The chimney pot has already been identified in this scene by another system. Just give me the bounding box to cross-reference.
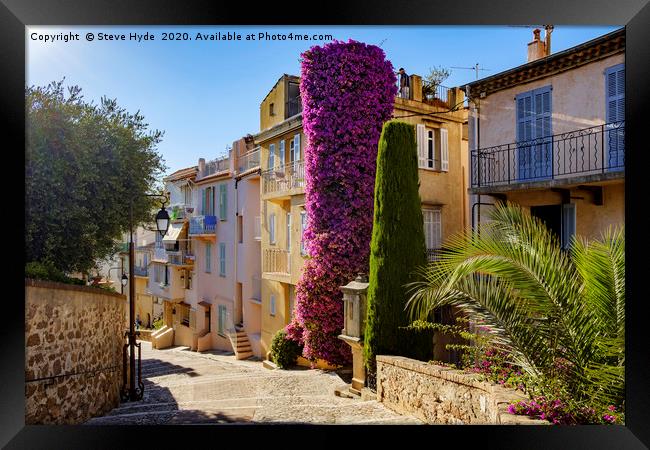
[527,29,547,63]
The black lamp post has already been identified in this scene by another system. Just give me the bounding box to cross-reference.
[121,194,169,403]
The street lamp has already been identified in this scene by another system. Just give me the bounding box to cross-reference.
[121,193,169,403]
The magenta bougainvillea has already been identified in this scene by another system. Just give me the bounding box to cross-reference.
[285,40,397,366]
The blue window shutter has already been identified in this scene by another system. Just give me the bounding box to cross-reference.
[201,188,206,215]
[516,91,534,180]
[562,203,576,250]
[605,63,625,170]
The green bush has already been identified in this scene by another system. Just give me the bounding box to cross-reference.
[152,318,164,330]
[25,261,85,285]
[270,329,303,369]
[364,121,427,373]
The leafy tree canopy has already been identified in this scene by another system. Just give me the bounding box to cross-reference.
[26,80,167,275]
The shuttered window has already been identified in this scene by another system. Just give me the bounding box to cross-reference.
[423,208,442,250]
[268,143,275,169]
[269,213,276,244]
[516,86,552,181]
[270,295,276,316]
[218,304,227,335]
[279,140,285,167]
[605,63,625,170]
[440,128,449,172]
[294,134,301,161]
[416,124,427,168]
[561,203,576,250]
[300,210,307,255]
[219,243,226,277]
[202,187,215,216]
[219,184,227,220]
[286,213,292,251]
[205,242,212,273]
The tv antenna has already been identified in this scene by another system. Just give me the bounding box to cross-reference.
[450,63,491,80]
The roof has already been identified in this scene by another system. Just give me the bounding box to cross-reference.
[461,27,624,98]
[164,165,198,182]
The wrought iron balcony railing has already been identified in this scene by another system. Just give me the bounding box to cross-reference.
[133,266,148,277]
[237,147,261,173]
[263,248,290,274]
[262,160,305,196]
[471,121,625,189]
[189,215,217,235]
[169,203,194,221]
[199,156,230,179]
[167,250,195,266]
[286,97,302,118]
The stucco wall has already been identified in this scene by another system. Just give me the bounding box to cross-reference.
[377,355,548,425]
[25,279,126,424]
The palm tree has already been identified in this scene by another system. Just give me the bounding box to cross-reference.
[405,202,624,408]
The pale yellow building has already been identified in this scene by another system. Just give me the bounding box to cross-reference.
[255,73,469,359]
[464,27,625,245]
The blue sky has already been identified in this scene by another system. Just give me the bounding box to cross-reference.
[27,25,619,175]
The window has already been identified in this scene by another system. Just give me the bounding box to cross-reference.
[268,144,275,169]
[202,187,215,215]
[269,102,275,116]
[300,210,307,255]
[180,304,190,327]
[416,125,448,171]
[182,269,192,289]
[605,63,625,170]
[279,140,285,168]
[154,263,162,283]
[269,213,276,244]
[219,184,227,221]
[219,243,226,277]
[561,203,576,250]
[237,215,243,243]
[270,295,276,316]
[205,242,212,273]
[423,208,442,250]
[293,134,301,161]
[182,185,192,205]
[286,213,292,251]
[516,85,552,181]
[289,286,295,319]
[289,139,295,163]
[218,304,227,335]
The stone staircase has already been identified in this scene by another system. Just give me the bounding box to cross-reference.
[231,324,253,360]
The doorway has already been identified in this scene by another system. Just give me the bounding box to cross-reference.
[530,204,562,243]
[235,282,243,326]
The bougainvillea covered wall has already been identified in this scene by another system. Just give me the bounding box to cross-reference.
[285,40,397,366]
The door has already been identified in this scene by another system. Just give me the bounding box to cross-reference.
[517,86,552,181]
[236,282,243,326]
[605,63,625,171]
[530,205,562,244]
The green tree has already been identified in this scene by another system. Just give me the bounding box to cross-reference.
[422,66,451,100]
[406,202,625,409]
[25,80,166,275]
[364,121,428,373]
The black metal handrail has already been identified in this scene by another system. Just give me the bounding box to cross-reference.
[471,121,624,188]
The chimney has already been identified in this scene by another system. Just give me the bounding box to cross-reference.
[198,158,205,177]
[527,28,547,63]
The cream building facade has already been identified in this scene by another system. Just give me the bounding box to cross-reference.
[464,28,625,245]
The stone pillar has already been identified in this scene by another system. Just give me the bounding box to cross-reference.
[410,74,423,102]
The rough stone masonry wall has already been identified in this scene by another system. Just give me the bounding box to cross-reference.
[25,279,126,424]
[377,355,548,425]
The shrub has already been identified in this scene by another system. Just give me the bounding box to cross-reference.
[363,121,427,373]
[152,317,164,330]
[270,329,303,369]
[287,39,397,366]
[25,261,85,286]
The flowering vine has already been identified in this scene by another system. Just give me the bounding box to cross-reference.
[285,40,397,366]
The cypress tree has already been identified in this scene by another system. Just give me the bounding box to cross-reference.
[363,120,428,374]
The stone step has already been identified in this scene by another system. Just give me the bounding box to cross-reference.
[235,351,254,360]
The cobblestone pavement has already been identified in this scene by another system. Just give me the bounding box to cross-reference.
[85,341,422,425]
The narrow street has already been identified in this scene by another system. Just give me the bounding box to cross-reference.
[85,341,422,425]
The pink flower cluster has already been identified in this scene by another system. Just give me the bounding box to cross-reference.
[285,40,397,366]
[508,397,622,425]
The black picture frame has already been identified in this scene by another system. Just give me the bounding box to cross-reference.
[3,0,649,448]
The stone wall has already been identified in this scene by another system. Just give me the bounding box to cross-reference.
[25,279,126,424]
[376,355,549,425]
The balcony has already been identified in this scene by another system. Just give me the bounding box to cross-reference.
[153,246,168,263]
[189,215,217,238]
[470,122,625,193]
[261,160,305,199]
[169,203,194,221]
[199,155,230,179]
[133,266,148,277]
[237,147,260,174]
[167,250,195,266]
[286,96,302,118]
[263,248,290,275]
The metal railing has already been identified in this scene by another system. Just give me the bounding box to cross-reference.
[169,203,194,221]
[422,84,451,107]
[153,246,168,262]
[471,121,625,188]
[253,216,261,240]
[133,266,148,277]
[263,248,290,274]
[237,147,260,173]
[286,97,302,118]
[200,156,230,179]
[167,250,195,266]
[189,215,217,235]
[262,160,305,196]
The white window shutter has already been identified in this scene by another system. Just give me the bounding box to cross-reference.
[433,209,442,249]
[279,140,285,167]
[416,124,426,168]
[440,128,449,172]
